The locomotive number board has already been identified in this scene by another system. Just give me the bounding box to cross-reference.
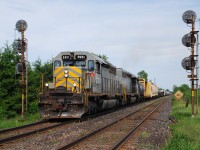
[62,55,87,60]
[62,55,71,60]
[75,55,87,60]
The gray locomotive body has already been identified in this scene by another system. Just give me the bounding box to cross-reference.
[39,51,144,118]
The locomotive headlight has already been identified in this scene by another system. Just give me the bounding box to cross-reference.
[73,83,77,92]
[64,69,69,78]
[45,83,49,87]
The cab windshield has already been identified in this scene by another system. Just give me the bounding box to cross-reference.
[75,61,86,67]
[54,60,61,69]
[63,60,74,66]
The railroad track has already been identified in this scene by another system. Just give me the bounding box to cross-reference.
[0,119,74,146]
[0,120,47,134]
[0,98,147,148]
[110,99,166,150]
[0,100,151,148]
[58,97,167,150]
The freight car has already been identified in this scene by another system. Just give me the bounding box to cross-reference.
[39,51,144,118]
[139,78,158,99]
[158,89,165,97]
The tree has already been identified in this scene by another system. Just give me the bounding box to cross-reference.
[179,84,190,93]
[137,70,148,81]
[0,43,53,119]
[172,84,178,92]
[98,54,108,61]
[28,58,53,102]
[0,43,21,119]
[166,89,170,92]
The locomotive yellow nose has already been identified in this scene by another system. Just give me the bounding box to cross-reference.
[54,66,82,92]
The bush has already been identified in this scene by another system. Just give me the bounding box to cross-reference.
[0,106,7,120]
[28,101,39,114]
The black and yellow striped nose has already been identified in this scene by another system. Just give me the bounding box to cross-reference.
[54,66,82,91]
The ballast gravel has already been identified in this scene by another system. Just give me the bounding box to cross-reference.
[3,97,172,150]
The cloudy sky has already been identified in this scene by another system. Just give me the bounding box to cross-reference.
[0,0,200,91]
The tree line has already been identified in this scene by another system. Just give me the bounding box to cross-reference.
[0,43,52,119]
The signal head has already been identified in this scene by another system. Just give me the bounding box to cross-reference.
[182,10,196,24]
[181,57,195,70]
[16,20,28,32]
[182,33,196,47]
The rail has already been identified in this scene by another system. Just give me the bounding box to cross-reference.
[0,120,74,146]
[57,97,166,150]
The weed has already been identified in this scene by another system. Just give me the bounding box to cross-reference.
[79,131,85,137]
[140,131,150,138]
[163,99,200,150]
[0,113,41,129]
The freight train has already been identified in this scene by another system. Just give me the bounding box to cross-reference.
[38,51,160,119]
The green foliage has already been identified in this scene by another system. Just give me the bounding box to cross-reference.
[164,85,200,149]
[0,43,21,119]
[173,84,190,93]
[0,43,53,120]
[28,101,39,114]
[163,100,200,150]
[0,113,40,129]
[0,106,7,119]
[137,70,148,81]
[98,54,109,61]
[32,58,53,82]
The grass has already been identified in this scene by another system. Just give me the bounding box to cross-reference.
[140,131,150,138]
[0,113,41,130]
[163,97,200,150]
[79,131,86,137]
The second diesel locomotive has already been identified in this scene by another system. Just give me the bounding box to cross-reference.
[39,51,145,118]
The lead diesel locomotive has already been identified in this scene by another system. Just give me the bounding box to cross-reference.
[39,51,144,118]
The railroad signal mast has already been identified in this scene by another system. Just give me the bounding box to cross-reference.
[182,10,199,116]
[14,20,28,118]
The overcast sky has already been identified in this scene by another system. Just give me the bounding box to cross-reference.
[0,0,200,91]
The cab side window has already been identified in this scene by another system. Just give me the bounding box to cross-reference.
[54,60,61,69]
[88,60,94,71]
[96,61,100,73]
